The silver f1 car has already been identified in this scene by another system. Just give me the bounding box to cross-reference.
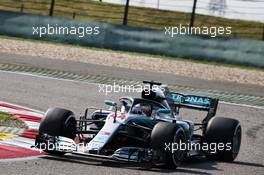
[35,81,242,168]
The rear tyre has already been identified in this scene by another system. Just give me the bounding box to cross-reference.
[38,108,77,155]
[204,117,241,162]
[150,122,187,169]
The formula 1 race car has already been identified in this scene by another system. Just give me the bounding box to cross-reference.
[35,81,242,168]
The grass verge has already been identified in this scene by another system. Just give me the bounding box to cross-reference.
[0,111,27,129]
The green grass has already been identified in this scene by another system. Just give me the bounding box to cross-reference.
[0,111,27,128]
[0,112,15,122]
[0,0,263,40]
[1,34,263,72]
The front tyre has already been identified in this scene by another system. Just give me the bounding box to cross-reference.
[38,108,77,155]
[150,122,187,168]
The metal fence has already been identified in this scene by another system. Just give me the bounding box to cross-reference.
[0,0,263,40]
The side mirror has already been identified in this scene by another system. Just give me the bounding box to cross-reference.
[104,100,117,107]
[104,100,118,123]
[157,108,171,114]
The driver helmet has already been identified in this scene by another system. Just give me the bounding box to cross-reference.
[132,104,152,117]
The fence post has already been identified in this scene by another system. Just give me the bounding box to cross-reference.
[189,0,197,31]
[20,4,24,13]
[73,12,76,19]
[49,0,55,16]
[123,0,130,25]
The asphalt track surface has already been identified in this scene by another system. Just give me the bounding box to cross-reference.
[0,55,263,174]
[0,53,263,97]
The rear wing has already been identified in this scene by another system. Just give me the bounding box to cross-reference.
[167,93,219,123]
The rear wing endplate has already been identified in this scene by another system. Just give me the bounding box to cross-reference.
[168,93,219,123]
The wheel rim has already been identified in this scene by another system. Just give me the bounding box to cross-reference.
[172,132,185,166]
[232,125,241,156]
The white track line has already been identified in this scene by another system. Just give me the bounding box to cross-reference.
[23,121,40,130]
[0,136,35,149]
[0,100,44,115]
[220,101,264,110]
